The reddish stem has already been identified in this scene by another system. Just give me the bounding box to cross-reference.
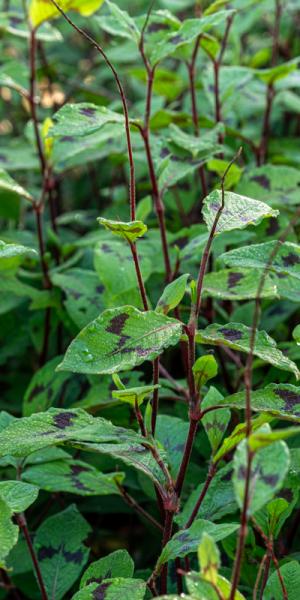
[16,513,48,600]
[50,0,136,219]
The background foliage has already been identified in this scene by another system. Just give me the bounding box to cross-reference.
[1,0,300,598]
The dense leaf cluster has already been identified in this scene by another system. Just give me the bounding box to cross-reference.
[0,0,300,599]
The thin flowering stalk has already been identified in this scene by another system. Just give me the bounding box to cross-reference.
[50,0,136,220]
[137,4,172,282]
[230,207,300,599]
[186,35,208,198]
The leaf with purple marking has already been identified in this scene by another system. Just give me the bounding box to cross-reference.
[51,269,106,329]
[236,164,300,208]
[57,305,183,375]
[202,189,278,236]
[203,268,277,300]
[80,549,134,588]
[156,415,189,476]
[0,408,145,458]
[156,519,239,568]
[201,386,230,454]
[51,103,124,138]
[233,433,290,515]
[97,217,147,242]
[216,383,300,424]
[69,438,168,487]
[23,458,124,496]
[150,10,235,64]
[72,577,146,600]
[23,356,70,417]
[220,241,300,286]
[176,463,237,527]
[33,504,91,600]
[196,322,299,379]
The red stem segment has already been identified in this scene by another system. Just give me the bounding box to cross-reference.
[16,513,48,600]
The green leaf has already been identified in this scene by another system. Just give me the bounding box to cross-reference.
[202,190,278,236]
[0,407,143,458]
[69,438,168,487]
[255,58,298,84]
[156,415,189,476]
[94,240,152,299]
[112,384,159,407]
[150,11,235,64]
[248,426,300,451]
[57,306,183,375]
[0,11,63,41]
[0,168,33,201]
[236,164,300,208]
[29,0,105,28]
[0,481,39,512]
[51,269,106,329]
[80,549,134,588]
[23,356,70,417]
[202,268,277,300]
[220,241,300,287]
[264,560,300,600]
[23,458,124,496]
[156,273,189,314]
[177,463,237,527]
[213,414,273,464]
[216,384,300,424]
[0,240,37,272]
[198,533,220,585]
[97,218,147,242]
[293,324,300,345]
[105,1,140,43]
[233,437,290,515]
[157,520,239,567]
[0,496,19,569]
[168,123,224,159]
[193,355,218,391]
[72,577,146,600]
[201,386,230,454]
[196,322,299,379]
[51,103,124,137]
[34,505,91,599]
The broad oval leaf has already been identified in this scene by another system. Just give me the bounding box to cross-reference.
[0,481,39,512]
[218,384,300,424]
[202,268,277,300]
[196,322,299,379]
[23,459,124,496]
[0,240,37,272]
[80,549,134,588]
[33,505,91,600]
[233,437,290,515]
[0,168,33,201]
[202,190,278,235]
[72,577,146,600]
[157,519,239,568]
[57,306,183,375]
